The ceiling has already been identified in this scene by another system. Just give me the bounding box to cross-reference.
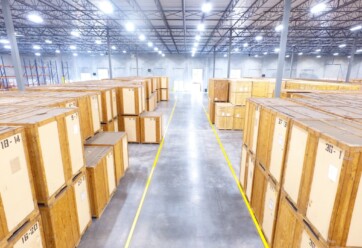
[0,0,361,56]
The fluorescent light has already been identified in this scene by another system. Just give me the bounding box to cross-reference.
[139,34,146,41]
[70,45,76,50]
[4,45,11,49]
[263,52,268,55]
[123,50,127,54]
[348,55,351,58]
[192,47,196,52]
[275,24,283,32]
[333,53,339,56]
[234,48,239,52]
[111,45,116,50]
[315,49,321,52]
[286,55,290,58]
[147,42,153,47]
[35,52,41,56]
[195,35,201,41]
[201,2,212,13]
[192,54,195,57]
[316,55,321,58]
[162,54,165,57]
[350,25,362,31]
[338,44,346,48]
[73,53,78,56]
[87,50,92,53]
[224,54,227,57]
[194,42,198,47]
[100,53,104,56]
[99,1,113,14]
[55,49,60,54]
[298,52,303,55]
[197,23,205,31]
[158,51,162,54]
[14,33,23,37]
[45,39,52,44]
[154,47,159,51]
[311,3,326,14]
[254,55,259,58]
[274,48,280,53]
[33,45,41,50]
[125,22,135,32]
[27,13,43,24]
[356,49,362,53]
[0,39,9,44]
[243,43,248,47]
[71,31,80,37]
[95,40,102,44]
[255,35,263,41]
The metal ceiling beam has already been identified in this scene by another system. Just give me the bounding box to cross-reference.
[182,0,186,53]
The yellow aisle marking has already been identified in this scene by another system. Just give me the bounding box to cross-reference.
[202,105,269,248]
[124,99,177,248]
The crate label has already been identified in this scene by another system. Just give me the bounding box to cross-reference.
[328,164,338,182]
[81,191,86,201]
[10,157,21,174]
[226,113,231,117]
[268,199,274,210]
[73,125,79,135]
[278,133,283,146]
[0,134,22,150]
[21,222,39,244]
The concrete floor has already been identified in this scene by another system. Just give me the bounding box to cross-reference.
[79,92,263,248]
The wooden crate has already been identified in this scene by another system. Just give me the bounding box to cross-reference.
[0,109,68,204]
[160,77,169,89]
[140,112,163,144]
[229,80,252,106]
[245,151,256,202]
[215,103,234,130]
[118,86,143,116]
[239,144,249,190]
[250,162,268,224]
[0,127,38,242]
[113,117,119,132]
[233,106,245,130]
[147,93,157,112]
[70,171,91,239]
[39,186,79,248]
[85,132,129,184]
[151,77,159,92]
[120,116,141,143]
[215,116,233,130]
[0,214,45,248]
[84,146,115,218]
[208,79,229,102]
[157,89,161,103]
[111,88,118,118]
[208,99,215,124]
[101,120,115,132]
[161,89,169,101]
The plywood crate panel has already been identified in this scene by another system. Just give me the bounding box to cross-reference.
[233,106,245,130]
[214,101,234,129]
[85,132,129,184]
[208,99,215,124]
[229,80,252,105]
[246,152,256,202]
[151,77,159,92]
[84,147,113,218]
[160,77,169,89]
[119,116,141,143]
[140,112,163,144]
[0,214,45,248]
[147,93,157,112]
[208,79,229,102]
[0,109,67,204]
[239,145,249,190]
[70,172,91,239]
[0,127,38,241]
[101,120,115,132]
[250,162,268,224]
[39,186,79,248]
[161,89,169,101]
[119,86,143,116]
[157,89,161,103]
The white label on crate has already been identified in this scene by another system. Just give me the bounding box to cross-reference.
[268,199,274,210]
[81,191,86,201]
[278,133,283,146]
[227,113,231,117]
[328,164,338,182]
[73,125,79,135]
[222,112,225,116]
[10,157,21,174]
[236,114,240,118]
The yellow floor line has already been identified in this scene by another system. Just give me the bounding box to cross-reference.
[201,105,270,248]
[124,99,178,248]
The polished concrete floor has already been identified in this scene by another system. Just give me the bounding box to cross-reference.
[79,92,263,248]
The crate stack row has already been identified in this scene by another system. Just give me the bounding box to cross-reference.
[240,96,362,248]
[208,78,362,131]
[0,107,128,248]
[208,78,275,130]
[159,76,170,101]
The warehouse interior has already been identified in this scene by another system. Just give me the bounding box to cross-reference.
[1,0,362,248]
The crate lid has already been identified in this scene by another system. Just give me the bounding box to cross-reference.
[0,108,74,124]
[85,131,126,145]
[84,146,112,167]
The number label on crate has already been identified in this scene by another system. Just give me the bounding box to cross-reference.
[277,118,287,128]
[21,222,39,244]
[324,142,343,159]
[308,238,316,248]
[77,175,85,186]
[0,134,22,150]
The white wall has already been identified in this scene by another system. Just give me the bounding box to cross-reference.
[1,53,362,90]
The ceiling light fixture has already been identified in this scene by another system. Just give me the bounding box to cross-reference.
[87,50,92,53]
[275,24,283,32]
[0,39,9,44]
[201,2,212,13]
[286,55,290,58]
[338,44,346,48]
[95,40,102,44]
[224,54,227,57]
[70,45,76,50]
[311,3,326,14]
[35,52,41,56]
[73,53,78,56]
[125,22,135,32]
[316,55,321,58]
[148,42,153,47]
[235,48,239,52]
[111,45,116,50]
[356,49,362,53]
[298,52,303,55]
[195,35,201,41]
[139,34,146,41]
[162,54,165,57]
[123,50,127,54]
[45,39,52,44]
[263,52,268,55]
[243,43,248,47]
[197,23,205,32]
[33,45,41,50]
[274,48,280,53]
[4,45,11,49]
[350,25,362,31]
[71,31,80,37]
[254,55,259,58]
[55,49,60,54]
[315,49,321,52]
[99,1,114,14]
[154,47,159,51]
[27,13,43,24]
[158,51,162,54]
[333,52,339,56]
[255,35,263,41]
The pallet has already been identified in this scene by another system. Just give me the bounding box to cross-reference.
[140,112,163,144]
[84,146,115,218]
[0,212,45,248]
[85,131,129,183]
[39,186,79,248]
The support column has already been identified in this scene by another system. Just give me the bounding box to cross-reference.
[345,39,356,83]
[275,0,292,98]
[289,46,295,78]
[213,46,216,78]
[227,30,232,78]
[107,29,113,79]
[2,0,25,90]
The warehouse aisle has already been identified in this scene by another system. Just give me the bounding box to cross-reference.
[79,92,263,248]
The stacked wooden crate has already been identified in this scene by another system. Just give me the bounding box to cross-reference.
[241,95,362,247]
[159,76,169,101]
